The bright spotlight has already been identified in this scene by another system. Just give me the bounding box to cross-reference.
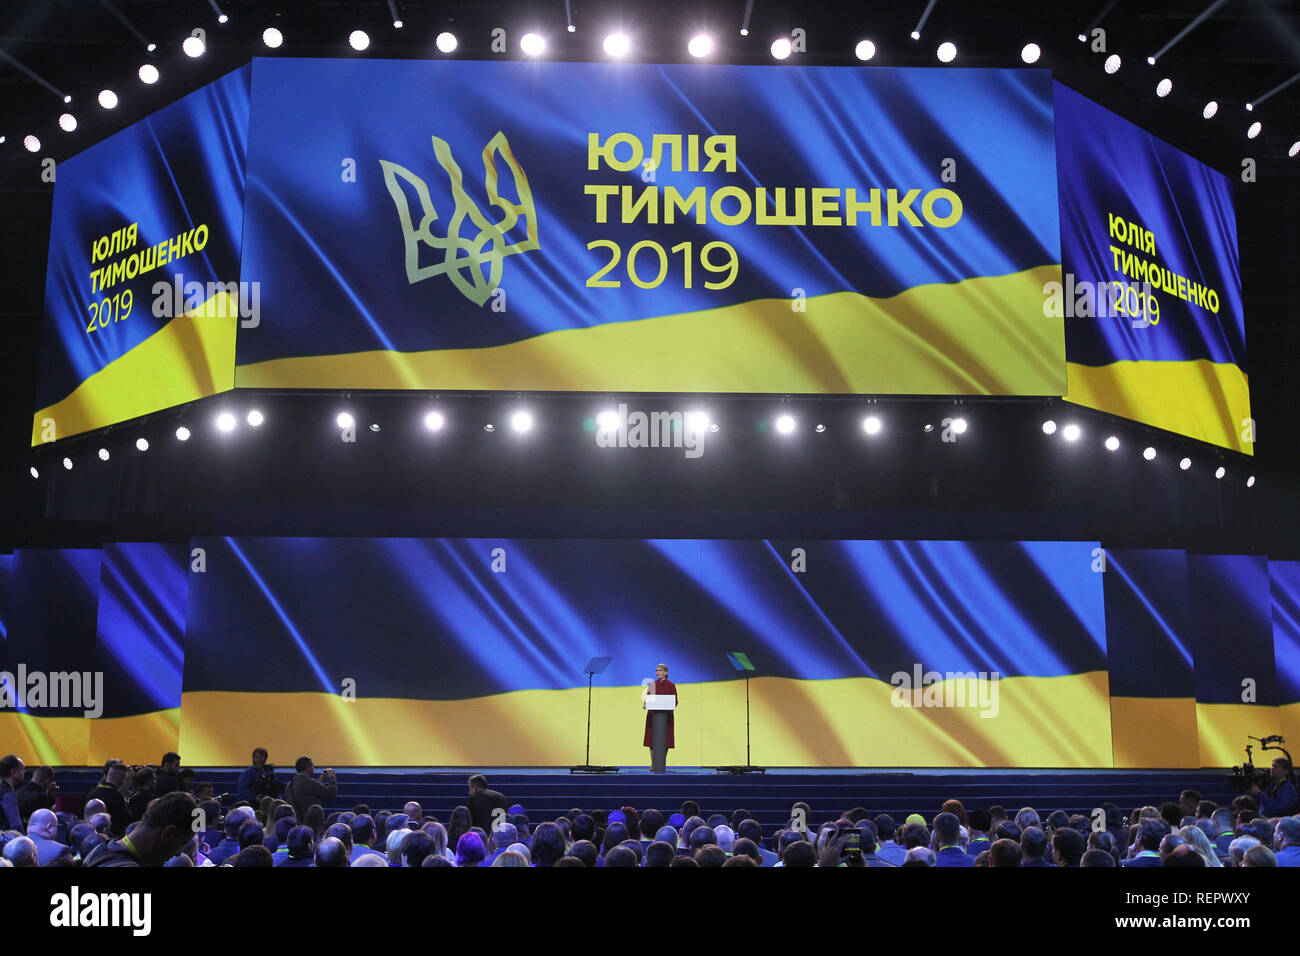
[685,411,710,433]
[263,27,283,48]
[436,32,458,53]
[1104,54,1121,74]
[63,457,73,470]
[59,113,76,132]
[63,94,71,103]
[29,466,39,479]
[936,41,957,63]
[1147,55,1156,66]
[1247,121,1261,139]
[1062,424,1081,442]
[393,19,403,29]
[1105,436,1120,451]
[688,34,713,58]
[775,414,796,434]
[855,39,877,61]
[336,412,354,429]
[136,438,149,451]
[911,31,921,40]
[216,412,236,432]
[863,416,882,435]
[604,33,630,57]
[1245,102,1253,112]
[1021,43,1041,64]
[23,135,39,152]
[218,14,229,24]
[98,447,110,461]
[1247,475,1255,488]
[1156,77,1172,97]
[1179,457,1191,470]
[520,33,545,56]
[147,42,157,52]
[511,410,534,433]
[1215,466,1226,479]
[1203,100,1218,119]
[814,423,826,433]
[182,35,205,58]
[98,89,118,109]
[139,63,159,83]
[424,411,445,431]
[349,30,370,51]
[1143,446,1156,460]
[596,410,619,431]
[484,423,496,432]
[1290,141,1300,158]
[246,409,264,427]
[176,426,191,442]
[771,37,792,60]
[1042,420,1057,435]
[950,417,968,434]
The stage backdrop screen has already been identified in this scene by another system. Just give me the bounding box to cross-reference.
[234,59,1065,398]
[1054,82,1249,452]
[32,66,251,446]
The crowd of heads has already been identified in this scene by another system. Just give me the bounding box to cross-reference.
[2,753,1298,868]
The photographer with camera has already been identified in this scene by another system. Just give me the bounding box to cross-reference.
[236,748,283,803]
[286,756,337,820]
[1250,756,1299,817]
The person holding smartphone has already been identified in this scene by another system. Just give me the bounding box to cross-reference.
[286,756,337,820]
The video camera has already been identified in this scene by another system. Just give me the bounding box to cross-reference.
[1229,734,1291,792]
[249,764,283,798]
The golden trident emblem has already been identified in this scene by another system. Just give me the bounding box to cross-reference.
[379,131,539,307]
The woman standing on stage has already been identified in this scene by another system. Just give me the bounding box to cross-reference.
[643,663,678,761]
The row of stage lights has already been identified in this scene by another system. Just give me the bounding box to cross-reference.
[1041,419,1254,485]
[28,405,1255,488]
[10,19,1295,156]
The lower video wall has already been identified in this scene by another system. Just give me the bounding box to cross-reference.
[0,538,1296,768]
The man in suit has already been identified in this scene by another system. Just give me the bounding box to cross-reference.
[0,754,26,830]
[466,774,510,833]
[286,756,337,820]
[26,809,74,865]
[83,762,130,837]
[154,752,183,795]
[17,765,58,819]
[1123,819,1170,866]
[1273,817,1300,866]
[933,813,974,867]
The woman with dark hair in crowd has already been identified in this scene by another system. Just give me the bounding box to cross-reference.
[600,822,630,861]
[447,805,472,853]
[530,822,566,867]
[303,804,325,840]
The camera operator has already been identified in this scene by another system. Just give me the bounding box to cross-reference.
[1250,757,1299,816]
[236,747,282,803]
[286,756,337,820]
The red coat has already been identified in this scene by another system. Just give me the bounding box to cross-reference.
[643,679,678,748]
